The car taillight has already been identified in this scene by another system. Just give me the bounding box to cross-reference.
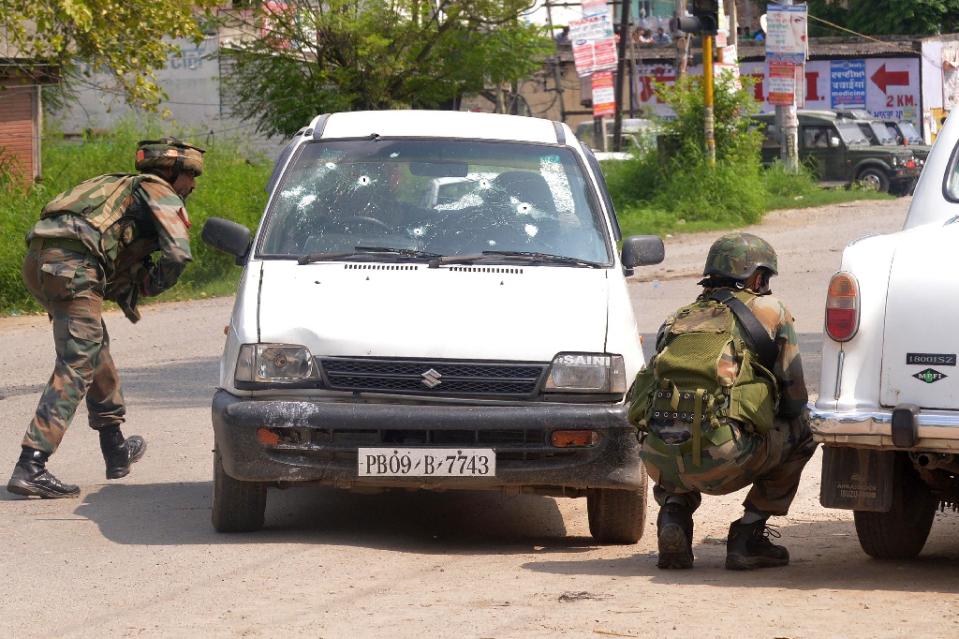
[905,158,917,169]
[825,272,860,342]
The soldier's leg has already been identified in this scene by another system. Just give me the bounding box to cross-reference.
[84,321,146,480]
[86,321,125,430]
[742,415,817,517]
[726,417,816,570]
[642,445,701,569]
[22,295,105,454]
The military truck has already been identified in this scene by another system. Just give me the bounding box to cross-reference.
[753,110,921,194]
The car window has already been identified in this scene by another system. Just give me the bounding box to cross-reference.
[836,122,869,146]
[898,121,923,144]
[803,126,831,149]
[257,138,612,264]
[942,140,959,203]
[867,122,897,145]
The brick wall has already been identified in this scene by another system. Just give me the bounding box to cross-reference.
[0,85,38,182]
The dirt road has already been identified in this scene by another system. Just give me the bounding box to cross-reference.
[2,197,957,638]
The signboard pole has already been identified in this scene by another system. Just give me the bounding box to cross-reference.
[770,0,800,172]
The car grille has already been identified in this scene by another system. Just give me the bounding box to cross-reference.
[318,357,548,397]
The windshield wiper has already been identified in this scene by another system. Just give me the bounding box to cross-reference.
[429,250,604,268]
[298,246,442,265]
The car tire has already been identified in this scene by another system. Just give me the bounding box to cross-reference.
[855,167,890,193]
[212,450,267,533]
[853,458,937,559]
[586,473,647,544]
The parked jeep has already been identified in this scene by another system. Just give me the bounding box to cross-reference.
[834,108,931,163]
[753,110,920,193]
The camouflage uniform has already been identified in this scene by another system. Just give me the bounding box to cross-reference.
[21,174,193,454]
[640,289,816,516]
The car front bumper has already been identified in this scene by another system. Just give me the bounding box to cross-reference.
[212,390,644,493]
[809,402,959,452]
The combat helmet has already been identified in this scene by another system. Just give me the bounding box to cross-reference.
[135,137,205,177]
[703,232,778,281]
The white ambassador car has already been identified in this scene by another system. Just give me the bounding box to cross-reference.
[810,111,959,559]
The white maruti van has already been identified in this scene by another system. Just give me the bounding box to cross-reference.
[202,110,664,543]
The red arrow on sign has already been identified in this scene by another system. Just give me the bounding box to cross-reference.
[870,64,909,93]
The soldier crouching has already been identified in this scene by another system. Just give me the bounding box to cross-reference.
[7,138,204,499]
[629,233,817,570]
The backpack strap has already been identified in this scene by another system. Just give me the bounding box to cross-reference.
[708,289,778,372]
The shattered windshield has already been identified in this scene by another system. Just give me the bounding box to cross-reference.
[257,138,612,265]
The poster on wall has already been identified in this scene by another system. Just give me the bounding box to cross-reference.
[570,11,617,77]
[765,3,808,64]
[592,71,616,118]
[768,62,797,106]
[831,60,867,108]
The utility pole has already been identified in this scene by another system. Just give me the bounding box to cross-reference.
[612,0,631,151]
[703,33,716,165]
[777,0,800,172]
[674,1,719,164]
[675,0,688,78]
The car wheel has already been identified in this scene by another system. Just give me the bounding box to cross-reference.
[586,473,647,544]
[853,458,937,559]
[855,167,890,193]
[212,450,267,533]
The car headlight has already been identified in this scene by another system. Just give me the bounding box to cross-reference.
[235,344,316,383]
[544,353,627,393]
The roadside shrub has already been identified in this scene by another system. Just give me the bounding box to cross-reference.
[0,123,272,314]
[601,72,767,234]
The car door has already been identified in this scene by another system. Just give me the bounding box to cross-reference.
[799,124,834,179]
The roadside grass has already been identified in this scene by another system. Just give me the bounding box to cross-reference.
[0,123,271,315]
[606,157,894,238]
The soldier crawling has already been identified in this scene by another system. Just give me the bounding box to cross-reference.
[629,233,817,570]
[6,138,204,499]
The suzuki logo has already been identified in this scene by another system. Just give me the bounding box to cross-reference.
[421,368,443,388]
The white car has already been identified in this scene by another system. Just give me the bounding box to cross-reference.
[810,110,959,559]
[201,110,665,542]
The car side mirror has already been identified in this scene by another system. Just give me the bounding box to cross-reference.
[830,136,841,147]
[621,235,665,269]
[202,217,252,265]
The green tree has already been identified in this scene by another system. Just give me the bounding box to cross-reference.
[807,0,959,36]
[0,0,218,107]
[221,0,554,137]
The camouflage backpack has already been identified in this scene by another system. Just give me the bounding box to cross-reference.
[628,290,779,466]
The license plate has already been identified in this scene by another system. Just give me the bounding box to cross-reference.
[357,448,496,477]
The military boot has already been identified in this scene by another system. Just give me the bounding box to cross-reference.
[656,502,694,569]
[6,447,80,499]
[99,427,147,480]
[725,518,790,570]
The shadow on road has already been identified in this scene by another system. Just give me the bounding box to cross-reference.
[522,518,959,593]
[0,357,219,408]
[74,481,600,554]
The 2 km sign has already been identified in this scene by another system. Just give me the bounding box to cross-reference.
[739,56,921,123]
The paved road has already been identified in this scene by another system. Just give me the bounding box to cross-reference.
[3,197,958,638]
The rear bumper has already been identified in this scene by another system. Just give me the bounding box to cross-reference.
[212,390,644,493]
[809,402,959,452]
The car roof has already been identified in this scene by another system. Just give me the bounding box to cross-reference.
[311,110,565,145]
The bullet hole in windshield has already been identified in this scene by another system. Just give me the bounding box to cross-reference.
[357,175,371,186]
[525,224,539,237]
